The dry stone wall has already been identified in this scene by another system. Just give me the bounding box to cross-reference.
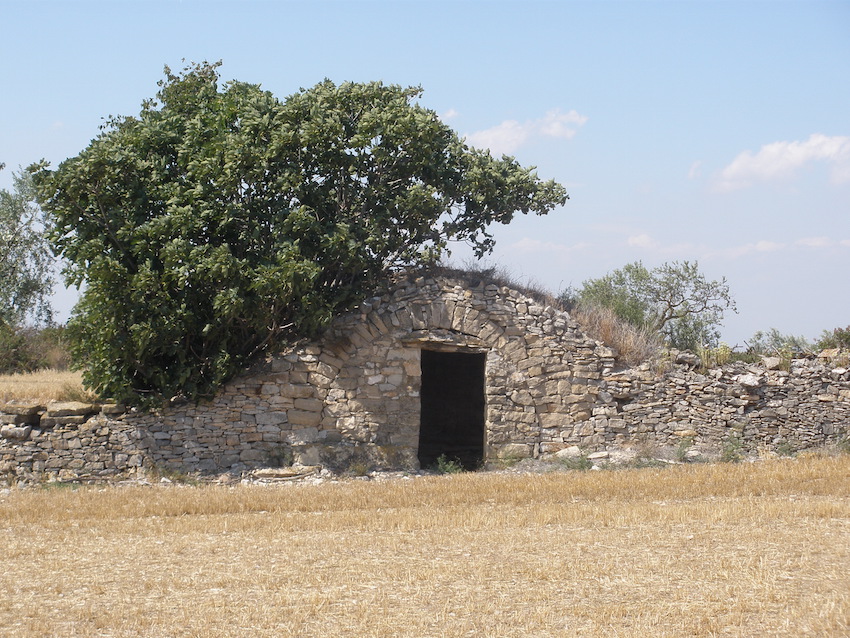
[569,356,850,457]
[1,274,848,482]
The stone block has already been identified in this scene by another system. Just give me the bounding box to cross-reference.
[271,357,293,373]
[538,413,567,428]
[46,402,99,417]
[288,427,321,444]
[239,449,265,462]
[0,425,32,440]
[255,411,288,426]
[308,372,333,389]
[288,410,322,427]
[574,421,595,436]
[571,408,593,422]
[2,403,44,416]
[509,390,534,406]
[495,443,533,459]
[294,398,323,412]
[0,413,39,425]
[553,445,583,459]
[673,429,698,438]
[294,446,322,466]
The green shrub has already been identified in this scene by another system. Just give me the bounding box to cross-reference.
[557,454,593,471]
[0,324,72,374]
[675,436,695,462]
[721,435,744,463]
[0,323,38,373]
[696,343,732,370]
[816,326,850,351]
[746,328,812,356]
[434,454,465,474]
[775,441,796,457]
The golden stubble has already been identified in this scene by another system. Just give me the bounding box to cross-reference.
[1,456,848,637]
[0,369,87,404]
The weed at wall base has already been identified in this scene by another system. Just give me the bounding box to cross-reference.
[721,435,744,463]
[675,436,695,462]
[775,441,796,457]
[557,455,593,471]
[434,454,465,474]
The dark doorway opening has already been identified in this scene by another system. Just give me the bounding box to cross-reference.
[418,349,486,470]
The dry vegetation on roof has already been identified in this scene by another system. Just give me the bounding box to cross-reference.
[1,455,848,636]
[571,303,664,365]
[412,263,563,308]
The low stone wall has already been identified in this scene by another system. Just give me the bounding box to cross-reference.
[549,357,850,457]
[1,274,848,483]
[2,359,848,483]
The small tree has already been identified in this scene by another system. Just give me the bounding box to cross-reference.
[815,326,850,351]
[564,260,736,350]
[747,328,812,356]
[0,165,54,328]
[35,62,567,403]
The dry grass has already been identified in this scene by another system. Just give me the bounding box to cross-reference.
[1,456,848,637]
[0,368,94,404]
[571,304,663,365]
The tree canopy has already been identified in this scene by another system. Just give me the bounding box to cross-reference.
[34,62,567,403]
[563,260,736,350]
[0,165,53,328]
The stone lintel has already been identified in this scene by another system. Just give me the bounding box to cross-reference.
[401,329,488,352]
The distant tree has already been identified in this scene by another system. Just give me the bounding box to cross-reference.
[34,62,567,404]
[563,260,736,350]
[815,326,850,351]
[746,328,812,355]
[0,165,54,328]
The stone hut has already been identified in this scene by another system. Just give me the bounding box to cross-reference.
[269,271,617,470]
[135,270,617,473]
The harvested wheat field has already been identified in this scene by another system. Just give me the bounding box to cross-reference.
[0,369,88,404]
[1,455,848,637]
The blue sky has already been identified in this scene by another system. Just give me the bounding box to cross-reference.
[2,0,849,347]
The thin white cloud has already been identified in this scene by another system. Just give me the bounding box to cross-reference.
[717,237,850,259]
[688,161,702,180]
[754,240,785,252]
[717,133,850,191]
[441,108,459,121]
[795,236,832,248]
[715,240,787,259]
[466,120,528,156]
[465,108,588,156]
[627,233,658,249]
[538,109,588,139]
